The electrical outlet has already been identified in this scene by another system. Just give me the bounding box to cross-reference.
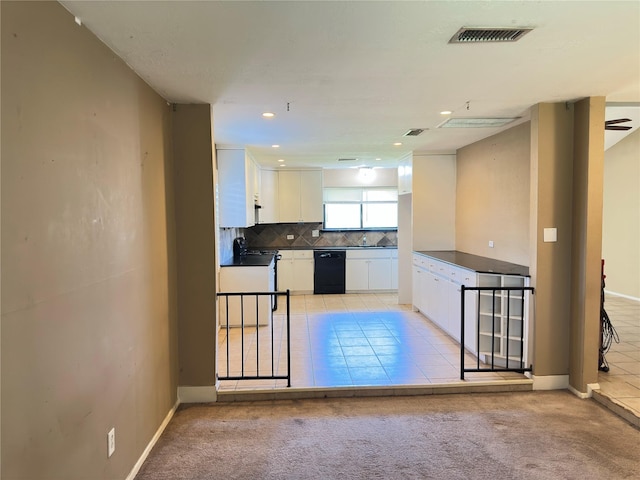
[286,234,294,240]
[107,428,115,458]
[488,241,494,248]
[312,230,320,237]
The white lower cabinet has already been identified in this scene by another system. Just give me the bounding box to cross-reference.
[346,249,396,291]
[278,250,314,293]
[412,252,529,363]
[412,266,425,312]
[219,260,274,327]
[279,248,398,294]
[391,250,398,290]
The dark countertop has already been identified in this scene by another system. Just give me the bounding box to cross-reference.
[220,254,275,267]
[252,245,397,251]
[415,250,529,277]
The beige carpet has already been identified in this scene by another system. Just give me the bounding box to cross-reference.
[135,391,639,479]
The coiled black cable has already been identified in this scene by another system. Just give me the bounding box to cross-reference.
[599,306,619,372]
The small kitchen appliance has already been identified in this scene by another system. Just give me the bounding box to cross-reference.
[233,237,248,258]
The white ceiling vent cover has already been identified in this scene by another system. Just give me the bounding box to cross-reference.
[437,117,520,128]
[449,27,533,44]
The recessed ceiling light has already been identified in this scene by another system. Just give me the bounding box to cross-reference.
[280,164,286,167]
[272,144,280,148]
[393,142,402,146]
[375,158,381,161]
[262,112,275,118]
[440,110,452,115]
[278,159,284,162]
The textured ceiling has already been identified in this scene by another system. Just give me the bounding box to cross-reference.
[61,1,640,168]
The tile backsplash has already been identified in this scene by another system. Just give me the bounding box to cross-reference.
[242,223,397,249]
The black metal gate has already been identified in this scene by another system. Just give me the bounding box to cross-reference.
[217,290,291,387]
[460,285,534,380]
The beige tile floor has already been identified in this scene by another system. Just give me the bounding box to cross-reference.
[595,294,640,420]
[217,293,525,392]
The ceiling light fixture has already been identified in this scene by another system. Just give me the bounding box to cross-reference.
[272,144,280,148]
[278,159,284,162]
[437,117,520,128]
[393,142,402,146]
[262,112,275,118]
[440,110,452,115]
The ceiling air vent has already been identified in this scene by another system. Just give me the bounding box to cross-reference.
[403,129,425,137]
[449,27,533,44]
[338,158,357,162]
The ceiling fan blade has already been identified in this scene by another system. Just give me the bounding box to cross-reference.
[605,118,632,125]
[605,125,632,131]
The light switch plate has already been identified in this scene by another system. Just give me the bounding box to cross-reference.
[543,228,557,243]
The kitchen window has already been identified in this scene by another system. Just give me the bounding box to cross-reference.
[323,187,398,229]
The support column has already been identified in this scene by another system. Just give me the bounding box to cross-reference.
[569,97,606,394]
[529,103,575,389]
[172,104,218,402]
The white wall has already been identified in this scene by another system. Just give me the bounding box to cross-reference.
[323,167,398,187]
[603,129,640,299]
[411,154,456,251]
[456,122,531,266]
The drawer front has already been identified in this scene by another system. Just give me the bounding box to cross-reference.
[294,250,314,259]
[412,253,428,269]
[431,260,449,277]
[348,249,391,260]
[279,250,294,260]
[457,268,477,287]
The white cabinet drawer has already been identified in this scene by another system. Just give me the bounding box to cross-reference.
[431,260,448,277]
[412,253,428,268]
[279,250,294,260]
[446,265,476,286]
[457,268,477,287]
[293,250,314,259]
[348,248,392,259]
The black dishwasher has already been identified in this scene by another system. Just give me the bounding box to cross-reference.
[314,250,346,294]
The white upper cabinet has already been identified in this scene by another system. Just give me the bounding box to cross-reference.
[397,152,413,195]
[257,169,279,224]
[278,170,323,223]
[217,149,256,228]
[299,170,323,222]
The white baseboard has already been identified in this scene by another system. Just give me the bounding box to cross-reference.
[604,290,640,302]
[532,374,569,390]
[568,382,600,399]
[178,385,217,403]
[126,399,179,480]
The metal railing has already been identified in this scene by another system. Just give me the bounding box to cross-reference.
[460,285,534,380]
[217,290,291,387]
